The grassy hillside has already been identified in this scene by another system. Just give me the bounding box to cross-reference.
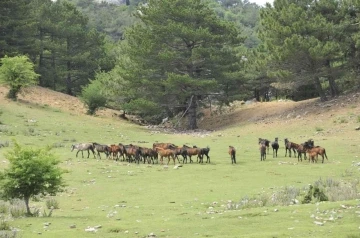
[0,86,359,238]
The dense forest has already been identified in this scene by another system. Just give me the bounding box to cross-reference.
[1,0,360,129]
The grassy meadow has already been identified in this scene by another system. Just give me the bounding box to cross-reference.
[0,96,360,238]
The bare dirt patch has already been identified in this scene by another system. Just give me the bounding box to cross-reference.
[1,85,360,131]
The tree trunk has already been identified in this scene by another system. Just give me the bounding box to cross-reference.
[254,88,260,101]
[66,37,73,95]
[24,196,31,215]
[187,95,197,130]
[313,76,327,101]
[328,76,339,97]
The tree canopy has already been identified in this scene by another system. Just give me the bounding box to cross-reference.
[107,0,244,129]
[0,141,65,215]
[0,55,39,100]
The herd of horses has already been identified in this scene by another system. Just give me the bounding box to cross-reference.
[71,138,328,165]
[70,142,210,165]
[256,137,328,163]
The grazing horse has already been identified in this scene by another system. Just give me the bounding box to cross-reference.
[154,147,176,165]
[284,138,298,157]
[197,146,210,163]
[271,138,279,158]
[228,146,236,164]
[182,145,201,163]
[93,142,110,159]
[258,138,270,154]
[259,141,266,161]
[71,143,95,158]
[304,141,328,163]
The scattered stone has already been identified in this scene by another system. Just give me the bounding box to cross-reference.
[94,225,102,229]
[355,127,360,131]
[314,221,324,226]
[148,232,156,237]
[274,208,278,212]
[69,224,76,229]
[85,227,97,232]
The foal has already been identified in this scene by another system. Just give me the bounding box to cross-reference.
[259,141,266,161]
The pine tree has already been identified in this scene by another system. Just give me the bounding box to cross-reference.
[116,0,243,129]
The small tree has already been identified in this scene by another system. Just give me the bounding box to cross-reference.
[80,79,107,115]
[0,55,39,100]
[0,141,65,216]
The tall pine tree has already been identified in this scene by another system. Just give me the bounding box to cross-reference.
[115,0,243,129]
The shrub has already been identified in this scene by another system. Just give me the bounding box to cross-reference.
[0,201,8,214]
[45,197,59,209]
[0,219,10,231]
[80,80,107,115]
[9,200,26,218]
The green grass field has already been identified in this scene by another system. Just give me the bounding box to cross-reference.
[0,97,359,238]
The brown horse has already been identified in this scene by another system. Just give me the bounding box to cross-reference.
[154,147,176,165]
[304,141,328,163]
[124,144,141,163]
[152,142,176,150]
[182,145,201,163]
[228,146,236,164]
[109,144,122,160]
[307,150,318,163]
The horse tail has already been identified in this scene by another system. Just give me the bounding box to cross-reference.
[324,149,328,160]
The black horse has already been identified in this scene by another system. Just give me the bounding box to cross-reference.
[197,146,210,163]
[271,137,279,158]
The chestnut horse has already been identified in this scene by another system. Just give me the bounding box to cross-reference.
[154,147,176,165]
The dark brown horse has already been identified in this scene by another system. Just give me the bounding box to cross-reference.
[284,138,298,157]
[228,146,236,164]
[258,138,270,154]
[197,146,210,163]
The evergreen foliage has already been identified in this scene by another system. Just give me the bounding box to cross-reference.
[112,0,244,129]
